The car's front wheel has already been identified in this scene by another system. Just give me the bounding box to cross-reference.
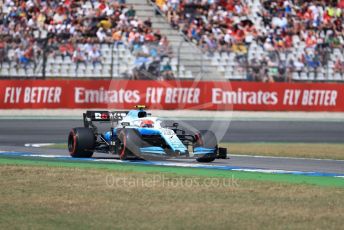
[195,130,217,163]
[117,129,142,160]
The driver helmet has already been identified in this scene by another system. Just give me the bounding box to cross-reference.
[140,119,154,128]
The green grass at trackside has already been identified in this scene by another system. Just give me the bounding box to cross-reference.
[0,163,343,230]
[46,142,344,160]
[0,156,343,188]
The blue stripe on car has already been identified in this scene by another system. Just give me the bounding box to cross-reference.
[140,146,166,155]
[194,147,216,154]
[136,128,160,135]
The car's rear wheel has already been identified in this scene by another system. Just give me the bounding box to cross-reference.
[68,128,95,158]
[195,130,217,163]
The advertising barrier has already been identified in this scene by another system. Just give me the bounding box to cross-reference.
[0,80,343,111]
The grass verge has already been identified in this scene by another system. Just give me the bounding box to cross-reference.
[0,164,343,230]
[0,156,343,188]
[223,142,344,160]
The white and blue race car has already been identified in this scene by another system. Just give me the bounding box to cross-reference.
[68,106,227,162]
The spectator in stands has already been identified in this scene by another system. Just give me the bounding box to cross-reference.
[326,32,342,49]
[148,43,159,60]
[96,27,110,43]
[267,57,279,82]
[16,44,34,69]
[158,35,172,59]
[144,17,152,28]
[12,44,23,66]
[293,57,305,75]
[248,56,261,81]
[201,33,218,56]
[0,39,7,64]
[305,52,320,69]
[72,47,87,72]
[259,56,272,82]
[112,28,123,47]
[334,56,344,73]
[88,45,102,68]
[155,0,167,12]
[144,28,156,42]
[160,60,174,80]
[126,5,136,18]
[59,41,75,60]
[82,39,94,57]
[154,29,162,41]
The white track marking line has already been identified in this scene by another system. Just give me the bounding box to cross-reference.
[231,168,304,174]
[1,151,343,177]
[24,143,55,148]
[22,143,344,162]
[24,154,65,158]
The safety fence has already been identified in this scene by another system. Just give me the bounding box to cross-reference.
[1,35,343,82]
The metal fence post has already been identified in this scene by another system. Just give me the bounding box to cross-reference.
[246,44,250,80]
[110,43,114,78]
[42,38,48,79]
[200,49,204,79]
[117,44,120,77]
[177,40,183,76]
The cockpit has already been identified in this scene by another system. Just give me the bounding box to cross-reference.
[138,111,147,118]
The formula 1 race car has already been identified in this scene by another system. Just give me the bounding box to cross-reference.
[68,106,227,162]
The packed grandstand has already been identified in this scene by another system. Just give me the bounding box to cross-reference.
[0,0,343,81]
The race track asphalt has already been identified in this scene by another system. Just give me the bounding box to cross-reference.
[1,119,344,145]
[0,119,343,174]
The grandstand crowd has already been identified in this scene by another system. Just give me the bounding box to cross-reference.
[154,0,344,81]
[0,0,343,81]
[0,0,174,79]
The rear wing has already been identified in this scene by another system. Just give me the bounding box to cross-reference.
[83,110,129,128]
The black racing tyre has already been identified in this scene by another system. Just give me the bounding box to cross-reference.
[68,128,95,158]
[117,129,143,160]
[195,130,217,163]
